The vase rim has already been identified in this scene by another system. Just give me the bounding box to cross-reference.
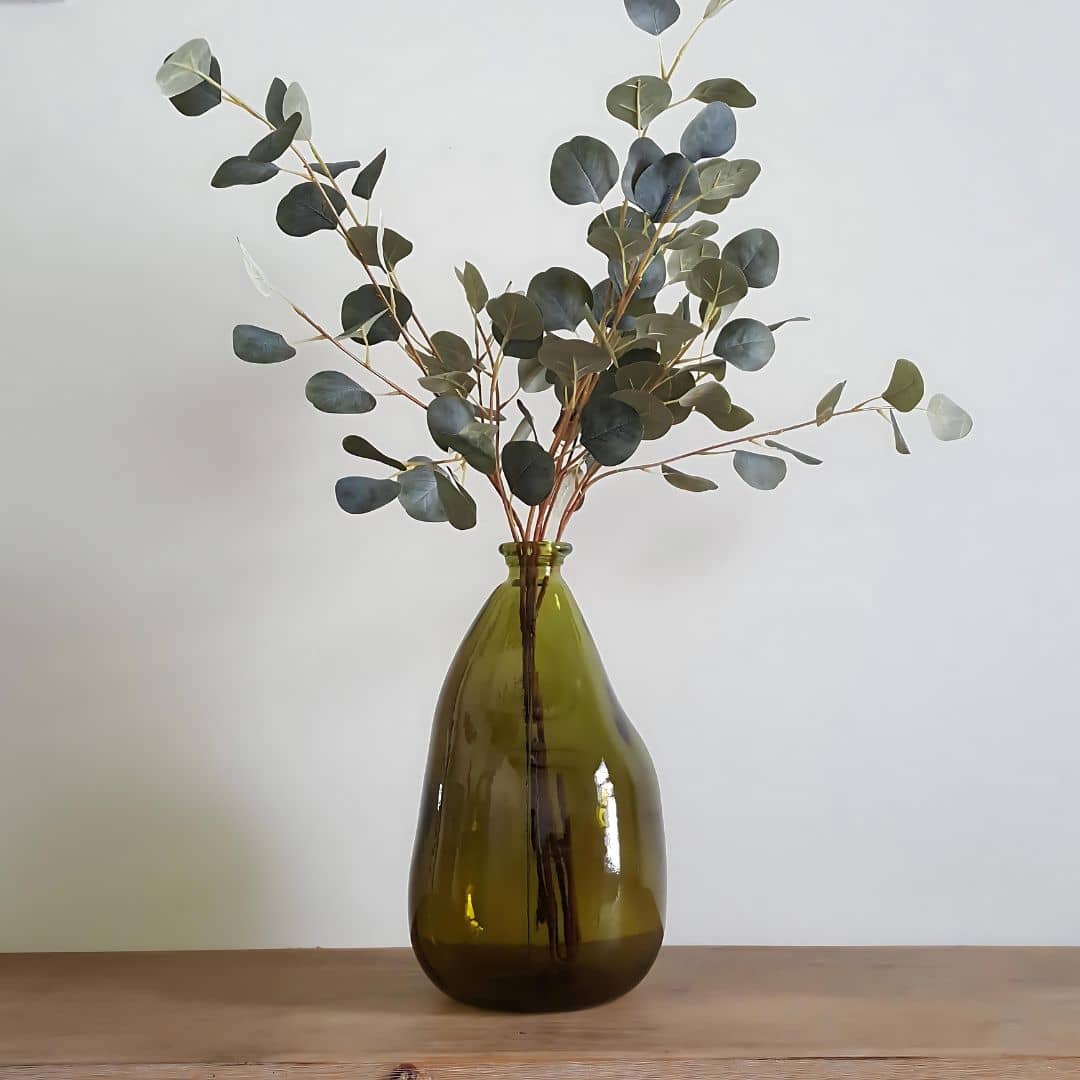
[499,541,573,567]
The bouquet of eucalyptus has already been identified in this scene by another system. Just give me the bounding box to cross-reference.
[155,0,971,549]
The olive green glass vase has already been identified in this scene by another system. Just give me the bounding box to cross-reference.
[409,542,666,1012]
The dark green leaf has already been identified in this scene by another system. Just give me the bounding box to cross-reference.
[816,380,846,425]
[687,257,748,309]
[621,137,665,202]
[248,112,301,163]
[632,152,701,223]
[624,0,681,35]
[733,450,787,490]
[590,204,651,235]
[581,395,644,466]
[447,422,497,475]
[486,293,545,342]
[169,55,221,116]
[156,38,211,96]
[882,358,925,413]
[427,393,474,451]
[276,181,346,237]
[714,318,775,371]
[615,359,663,391]
[335,476,401,515]
[493,328,543,360]
[680,102,738,163]
[633,313,701,361]
[341,285,412,344]
[398,460,448,523]
[212,157,279,188]
[265,77,287,127]
[232,324,296,364]
[309,160,362,178]
[662,464,718,492]
[430,331,474,373]
[606,75,672,129]
[697,158,760,201]
[769,316,811,332]
[588,225,654,261]
[456,262,489,314]
[764,440,823,466]
[435,471,477,530]
[611,389,673,440]
[709,404,754,431]
[502,441,556,505]
[550,136,619,205]
[517,400,539,440]
[351,149,387,199]
[528,268,593,332]
[419,372,476,396]
[346,225,414,270]
[667,239,720,284]
[679,381,733,426]
[889,411,911,455]
[342,435,405,471]
[666,220,720,250]
[722,228,780,288]
[609,253,667,300]
[537,336,610,383]
[305,371,376,414]
[689,77,757,108]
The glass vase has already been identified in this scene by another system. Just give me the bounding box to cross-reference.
[409,541,666,1012]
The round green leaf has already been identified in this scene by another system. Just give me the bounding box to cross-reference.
[882,358,925,413]
[697,158,760,202]
[447,422,497,475]
[427,393,474,451]
[305,371,376,414]
[662,464,718,492]
[435,471,477,531]
[486,292,545,342]
[688,258,748,308]
[276,182,346,237]
[611,389,673,440]
[606,75,673,130]
[346,225,414,270]
[430,331,474,373]
[632,152,701,223]
[502,441,556,506]
[398,461,448,523]
[212,157,279,189]
[528,268,593,332]
[580,395,644,466]
[341,285,412,344]
[680,380,733,426]
[537,337,610,383]
[621,137,665,202]
[169,55,221,116]
[722,229,780,288]
[733,450,787,490]
[156,38,211,97]
[689,78,757,108]
[714,318,776,371]
[352,149,387,199]
[335,476,401,515]
[667,240,720,284]
[926,393,973,442]
[609,254,667,301]
[550,136,619,205]
[680,102,738,163]
[232,324,296,364]
[624,0,681,35]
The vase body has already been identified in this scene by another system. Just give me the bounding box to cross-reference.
[409,542,665,1012]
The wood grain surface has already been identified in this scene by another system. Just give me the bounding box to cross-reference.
[1,947,1078,1079]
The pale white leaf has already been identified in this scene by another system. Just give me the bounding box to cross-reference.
[926,393,973,442]
[237,238,274,298]
[156,38,212,97]
[283,81,312,141]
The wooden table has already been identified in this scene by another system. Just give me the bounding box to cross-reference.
[1,948,1078,1078]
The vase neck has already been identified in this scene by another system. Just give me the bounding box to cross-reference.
[499,541,572,583]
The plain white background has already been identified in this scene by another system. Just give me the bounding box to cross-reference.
[1,0,1077,950]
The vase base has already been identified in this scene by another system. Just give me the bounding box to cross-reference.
[410,928,663,1012]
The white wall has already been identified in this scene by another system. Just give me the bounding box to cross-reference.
[1,0,1077,950]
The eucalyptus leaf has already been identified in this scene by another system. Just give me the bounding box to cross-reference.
[456,261,489,314]
[232,324,296,364]
[342,435,405,471]
[581,395,644,466]
[493,328,544,360]
[714,318,775,371]
[447,422,497,475]
[282,82,312,141]
[435,471,478,531]
[335,476,401,515]
[615,359,663,391]
[633,314,700,361]
[587,225,653,261]
[667,240,720,284]
[679,358,727,379]
[537,336,610,383]
[764,440,823,466]
[398,461,448,523]
[212,157,279,188]
[733,450,787,490]
[666,220,720,250]
[926,393,973,442]
[816,380,846,425]
[689,77,756,108]
[632,152,701,223]
[169,55,221,116]
[305,371,376,414]
[248,112,302,163]
[697,158,760,201]
[606,75,673,130]
[486,292,545,342]
[419,372,476,396]
[265,77,287,127]
[709,404,754,431]
[769,316,811,332]
[722,228,780,288]
[624,0,681,34]
[346,225,414,270]
[889,411,911,455]
[276,181,346,237]
[590,205,651,236]
[502,441,556,506]
[352,149,387,199]
[550,136,619,205]
[882,358,925,412]
[704,0,736,16]
[611,389,673,440]
[309,160,362,178]
[528,267,593,332]
[237,239,275,298]
[427,393,475,451]
[430,330,474,373]
[156,38,212,97]
[518,356,553,393]
[687,257,748,309]
[341,285,412,345]
[517,400,540,441]
[609,254,667,301]
[680,102,738,163]
[662,464,718,492]
[680,380,733,426]
[621,137,665,202]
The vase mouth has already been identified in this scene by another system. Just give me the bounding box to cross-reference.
[499,541,573,567]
